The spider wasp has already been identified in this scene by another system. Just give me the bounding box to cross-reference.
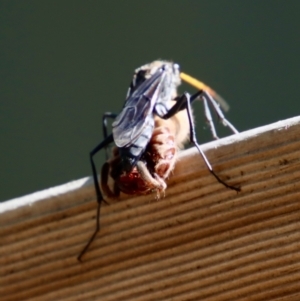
[78,60,239,260]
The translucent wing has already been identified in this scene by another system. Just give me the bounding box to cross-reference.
[112,67,165,148]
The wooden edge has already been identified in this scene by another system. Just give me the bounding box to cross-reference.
[1,115,300,301]
[2,116,298,223]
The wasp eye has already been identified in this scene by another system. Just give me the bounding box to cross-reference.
[173,63,180,73]
[134,70,147,87]
[160,65,166,72]
[136,69,146,78]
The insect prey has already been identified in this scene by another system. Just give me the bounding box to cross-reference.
[78,60,240,261]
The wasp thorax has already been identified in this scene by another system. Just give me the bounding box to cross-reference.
[133,61,181,99]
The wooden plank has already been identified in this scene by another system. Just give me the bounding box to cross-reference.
[1,116,300,301]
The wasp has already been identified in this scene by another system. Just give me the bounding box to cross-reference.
[78,60,239,261]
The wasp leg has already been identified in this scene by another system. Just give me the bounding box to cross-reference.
[200,91,239,135]
[100,162,117,198]
[102,112,118,159]
[156,92,240,192]
[77,134,114,261]
[202,96,219,140]
[101,147,122,198]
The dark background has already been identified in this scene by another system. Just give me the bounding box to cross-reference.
[1,1,299,201]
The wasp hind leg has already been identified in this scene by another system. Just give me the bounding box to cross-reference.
[202,96,219,140]
[200,91,239,138]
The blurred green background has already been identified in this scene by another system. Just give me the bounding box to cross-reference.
[1,1,299,201]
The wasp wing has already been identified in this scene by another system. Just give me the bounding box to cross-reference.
[112,67,165,148]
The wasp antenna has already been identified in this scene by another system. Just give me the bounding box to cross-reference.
[180,72,230,112]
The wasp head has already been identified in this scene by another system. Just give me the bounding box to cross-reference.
[129,60,181,102]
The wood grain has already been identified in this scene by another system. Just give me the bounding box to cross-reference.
[1,116,300,301]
